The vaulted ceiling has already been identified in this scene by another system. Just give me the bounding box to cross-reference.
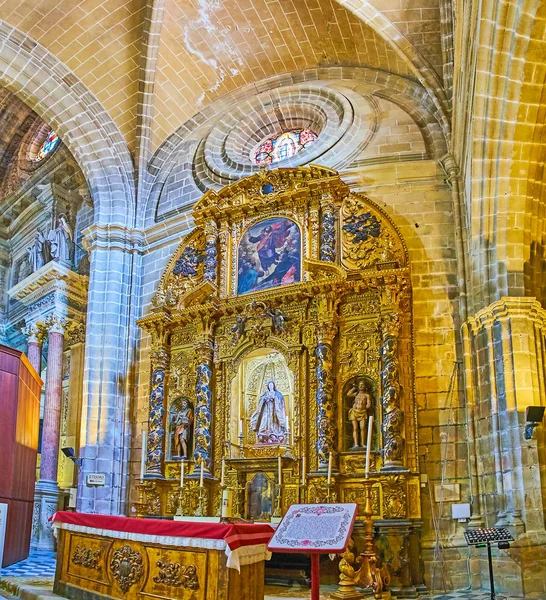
[0,0,450,157]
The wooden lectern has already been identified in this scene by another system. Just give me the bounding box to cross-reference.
[0,344,42,567]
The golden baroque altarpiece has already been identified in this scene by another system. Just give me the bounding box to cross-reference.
[136,167,421,551]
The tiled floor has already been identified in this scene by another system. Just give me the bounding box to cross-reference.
[0,555,534,600]
[1,551,56,579]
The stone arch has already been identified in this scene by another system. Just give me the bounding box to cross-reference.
[333,0,449,118]
[143,67,449,227]
[0,21,135,226]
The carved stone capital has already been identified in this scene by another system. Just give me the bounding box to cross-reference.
[22,321,46,345]
[45,313,68,335]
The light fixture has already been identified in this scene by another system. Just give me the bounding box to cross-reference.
[61,446,83,466]
[524,406,545,440]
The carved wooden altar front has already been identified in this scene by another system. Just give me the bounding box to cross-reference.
[137,167,421,587]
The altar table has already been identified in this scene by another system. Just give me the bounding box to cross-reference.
[52,512,274,600]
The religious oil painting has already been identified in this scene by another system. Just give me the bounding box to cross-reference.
[237,217,301,295]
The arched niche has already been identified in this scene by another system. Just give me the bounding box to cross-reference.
[229,347,294,449]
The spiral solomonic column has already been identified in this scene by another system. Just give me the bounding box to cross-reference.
[203,219,219,284]
[193,339,214,472]
[380,313,405,470]
[315,322,338,469]
[319,196,336,263]
[145,346,169,478]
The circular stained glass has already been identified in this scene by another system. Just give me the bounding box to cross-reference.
[253,129,317,165]
[33,130,60,162]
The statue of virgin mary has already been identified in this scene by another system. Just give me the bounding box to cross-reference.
[250,380,288,444]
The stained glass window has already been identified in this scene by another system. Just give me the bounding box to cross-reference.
[253,129,317,165]
[33,130,60,162]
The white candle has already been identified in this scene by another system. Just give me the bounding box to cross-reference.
[180,459,185,487]
[221,458,225,487]
[327,452,332,486]
[140,430,147,480]
[278,455,282,486]
[239,419,243,438]
[199,459,204,487]
[365,416,374,477]
[301,455,306,486]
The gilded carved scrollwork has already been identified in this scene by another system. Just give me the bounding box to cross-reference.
[380,313,404,470]
[72,546,101,570]
[110,546,144,593]
[341,195,405,271]
[382,475,407,518]
[153,561,199,589]
[203,219,218,284]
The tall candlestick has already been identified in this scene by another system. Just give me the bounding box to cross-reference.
[180,459,185,487]
[140,430,147,480]
[365,416,374,477]
[327,452,332,486]
[221,458,225,487]
[199,459,204,487]
[278,455,282,486]
[301,455,306,486]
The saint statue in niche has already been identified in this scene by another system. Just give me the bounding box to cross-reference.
[250,380,288,444]
[170,397,194,459]
[48,214,73,265]
[346,379,374,449]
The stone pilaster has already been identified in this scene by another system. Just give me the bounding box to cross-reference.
[32,314,66,551]
[464,297,546,596]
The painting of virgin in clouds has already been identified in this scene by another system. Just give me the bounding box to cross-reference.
[237,217,301,294]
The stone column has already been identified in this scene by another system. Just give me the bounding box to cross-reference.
[315,321,337,469]
[22,322,45,375]
[193,338,214,472]
[32,313,66,550]
[380,312,405,471]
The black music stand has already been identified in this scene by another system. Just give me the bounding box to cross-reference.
[464,527,514,600]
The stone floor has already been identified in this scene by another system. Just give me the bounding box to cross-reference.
[0,552,537,600]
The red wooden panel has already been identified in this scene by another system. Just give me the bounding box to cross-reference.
[0,345,41,564]
[0,498,33,567]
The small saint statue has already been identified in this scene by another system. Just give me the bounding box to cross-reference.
[172,398,194,458]
[250,380,288,444]
[26,231,49,272]
[347,381,372,448]
[48,214,73,265]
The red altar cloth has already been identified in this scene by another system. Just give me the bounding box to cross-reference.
[51,511,274,552]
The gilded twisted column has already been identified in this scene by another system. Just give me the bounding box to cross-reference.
[145,340,169,478]
[203,219,218,283]
[320,197,336,263]
[315,321,337,469]
[380,313,405,470]
[193,338,214,471]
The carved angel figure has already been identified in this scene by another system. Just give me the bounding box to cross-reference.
[267,308,290,333]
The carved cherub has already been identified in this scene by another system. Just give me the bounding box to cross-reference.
[231,315,247,345]
[267,308,291,333]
